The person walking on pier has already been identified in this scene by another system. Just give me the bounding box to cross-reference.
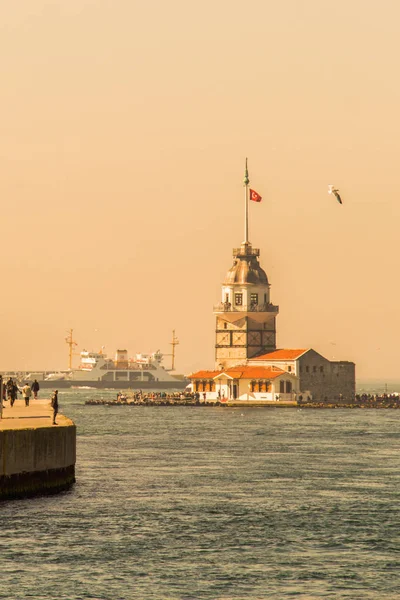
[51,390,59,425]
[6,377,13,404]
[31,379,40,399]
[22,383,32,407]
[7,378,19,407]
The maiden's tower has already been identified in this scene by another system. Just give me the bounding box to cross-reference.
[214,241,278,370]
[189,162,355,403]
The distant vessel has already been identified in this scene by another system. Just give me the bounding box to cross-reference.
[1,331,188,390]
[37,347,187,389]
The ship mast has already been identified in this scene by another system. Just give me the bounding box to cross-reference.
[169,330,179,371]
[65,328,78,370]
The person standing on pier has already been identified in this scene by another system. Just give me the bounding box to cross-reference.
[31,379,40,399]
[22,383,32,407]
[51,390,59,425]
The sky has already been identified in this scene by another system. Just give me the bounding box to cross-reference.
[1,0,400,380]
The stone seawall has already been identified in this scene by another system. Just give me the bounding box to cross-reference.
[0,400,76,500]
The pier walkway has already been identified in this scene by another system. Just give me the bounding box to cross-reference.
[0,399,76,500]
[0,399,72,430]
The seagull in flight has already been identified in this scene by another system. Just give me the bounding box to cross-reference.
[328,185,342,204]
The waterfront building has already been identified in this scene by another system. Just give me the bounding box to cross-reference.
[188,163,356,402]
[188,366,297,402]
[248,349,355,402]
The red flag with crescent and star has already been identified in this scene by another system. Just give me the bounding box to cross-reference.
[250,189,262,202]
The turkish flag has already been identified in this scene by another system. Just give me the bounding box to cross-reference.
[250,189,262,202]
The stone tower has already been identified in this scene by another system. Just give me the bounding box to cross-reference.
[214,241,279,369]
[214,161,279,369]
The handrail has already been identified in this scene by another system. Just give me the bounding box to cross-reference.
[213,302,278,313]
[233,247,260,257]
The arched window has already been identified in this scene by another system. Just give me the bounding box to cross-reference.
[286,381,292,393]
[280,380,285,394]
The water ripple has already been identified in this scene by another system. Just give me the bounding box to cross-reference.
[1,390,399,599]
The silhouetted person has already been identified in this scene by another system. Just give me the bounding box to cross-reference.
[1,377,5,403]
[7,379,18,407]
[31,379,40,399]
[6,378,13,404]
[51,390,59,425]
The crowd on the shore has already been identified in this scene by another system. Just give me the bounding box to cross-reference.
[300,393,400,409]
[84,390,400,408]
[118,390,202,401]
[86,390,212,406]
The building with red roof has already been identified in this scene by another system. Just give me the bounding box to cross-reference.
[188,365,297,402]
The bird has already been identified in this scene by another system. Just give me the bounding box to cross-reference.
[328,184,342,204]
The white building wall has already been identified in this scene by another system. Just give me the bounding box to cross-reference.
[248,359,299,376]
[194,374,298,402]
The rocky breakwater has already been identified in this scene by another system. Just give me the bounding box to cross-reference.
[0,398,76,500]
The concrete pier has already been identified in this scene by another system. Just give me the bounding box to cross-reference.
[0,399,76,500]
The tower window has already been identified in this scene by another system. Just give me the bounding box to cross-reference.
[224,323,227,330]
[235,293,243,306]
[225,294,229,303]
[250,293,258,305]
[264,293,267,304]
[264,323,267,329]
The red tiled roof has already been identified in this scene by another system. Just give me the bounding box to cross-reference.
[253,348,308,361]
[189,366,287,380]
[188,370,221,379]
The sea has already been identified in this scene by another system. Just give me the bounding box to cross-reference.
[1,388,399,600]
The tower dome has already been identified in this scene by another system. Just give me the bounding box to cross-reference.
[223,242,269,285]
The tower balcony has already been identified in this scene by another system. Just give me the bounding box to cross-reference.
[213,302,279,314]
[233,246,260,258]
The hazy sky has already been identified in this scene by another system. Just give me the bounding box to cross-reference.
[1,0,400,380]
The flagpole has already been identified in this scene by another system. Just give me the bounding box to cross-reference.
[244,157,249,243]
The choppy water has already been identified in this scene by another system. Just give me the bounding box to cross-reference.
[1,389,400,599]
